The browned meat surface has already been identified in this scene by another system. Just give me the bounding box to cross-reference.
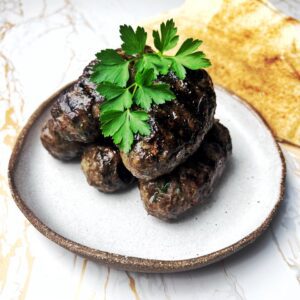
[40,119,84,160]
[81,145,135,193]
[50,59,104,144]
[78,59,102,103]
[50,81,104,143]
[41,59,105,162]
[121,69,216,180]
[138,122,232,221]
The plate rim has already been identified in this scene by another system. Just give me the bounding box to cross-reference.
[8,82,286,273]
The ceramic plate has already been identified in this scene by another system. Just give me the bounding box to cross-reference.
[8,83,285,273]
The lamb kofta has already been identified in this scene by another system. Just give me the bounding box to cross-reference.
[138,122,232,220]
[40,59,104,159]
[121,69,216,180]
[81,144,135,193]
[40,118,84,160]
[50,79,103,144]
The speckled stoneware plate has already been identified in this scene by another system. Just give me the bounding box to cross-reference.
[8,82,285,273]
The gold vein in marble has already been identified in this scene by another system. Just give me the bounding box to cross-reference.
[126,272,140,300]
[74,258,88,300]
[0,239,22,293]
[19,223,35,300]
[0,5,27,297]
[103,267,110,300]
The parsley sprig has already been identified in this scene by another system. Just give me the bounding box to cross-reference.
[90,19,211,153]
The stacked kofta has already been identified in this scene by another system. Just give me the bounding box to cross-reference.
[41,20,232,221]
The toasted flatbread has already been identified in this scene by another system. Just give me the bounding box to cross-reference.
[144,0,300,146]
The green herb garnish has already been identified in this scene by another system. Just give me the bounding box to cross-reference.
[159,181,170,193]
[91,19,211,152]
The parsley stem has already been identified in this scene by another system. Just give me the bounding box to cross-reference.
[127,83,138,99]
[127,83,136,90]
[132,84,138,96]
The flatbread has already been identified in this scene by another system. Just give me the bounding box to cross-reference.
[144,0,300,146]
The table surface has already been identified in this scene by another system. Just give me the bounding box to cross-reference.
[1,1,300,299]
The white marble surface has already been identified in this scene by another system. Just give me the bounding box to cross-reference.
[0,0,300,299]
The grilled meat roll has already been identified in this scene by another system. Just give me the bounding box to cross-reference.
[50,61,104,143]
[121,68,216,180]
[40,119,84,160]
[50,84,102,143]
[81,145,135,193]
[138,122,232,221]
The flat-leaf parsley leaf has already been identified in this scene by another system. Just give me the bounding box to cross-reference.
[170,38,212,79]
[120,25,147,55]
[97,83,132,113]
[100,109,150,153]
[152,19,179,54]
[91,49,129,87]
[134,69,175,110]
